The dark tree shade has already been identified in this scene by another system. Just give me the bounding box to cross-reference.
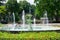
[6,0,19,13]
[35,0,60,22]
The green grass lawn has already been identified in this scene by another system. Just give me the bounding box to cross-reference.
[0,23,5,27]
[0,31,60,40]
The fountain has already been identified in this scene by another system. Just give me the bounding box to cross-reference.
[41,11,49,26]
[33,18,36,27]
[13,12,15,24]
[22,10,25,27]
[12,12,16,27]
[0,10,60,31]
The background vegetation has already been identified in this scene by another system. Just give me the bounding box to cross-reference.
[35,0,60,23]
[0,0,60,23]
[0,0,35,23]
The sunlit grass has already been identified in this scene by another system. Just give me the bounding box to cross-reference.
[0,31,60,38]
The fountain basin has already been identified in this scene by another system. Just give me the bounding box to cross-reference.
[0,24,60,31]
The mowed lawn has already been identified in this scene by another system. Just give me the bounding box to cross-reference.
[0,31,60,40]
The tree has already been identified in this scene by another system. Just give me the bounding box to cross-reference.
[35,0,60,22]
[19,1,35,18]
[5,0,36,23]
[19,1,30,13]
[30,5,35,16]
[6,0,19,13]
[0,6,7,22]
[6,0,20,22]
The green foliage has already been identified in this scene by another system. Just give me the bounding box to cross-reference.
[5,0,20,22]
[19,0,30,13]
[0,0,35,23]
[6,0,19,13]
[0,31,60,40]
[35,0,60,22]
[0,6,6,14]
[0,6,7,21]
[19,1,35,14]
[4,0,35,23]
[31,5,36,15]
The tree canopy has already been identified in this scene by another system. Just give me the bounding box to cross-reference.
[19,0,35,15]
[35,0,60,22]
[0,0,35,23]
[6,0,19,13]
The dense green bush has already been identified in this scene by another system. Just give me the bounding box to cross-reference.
[0,31,60,40]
